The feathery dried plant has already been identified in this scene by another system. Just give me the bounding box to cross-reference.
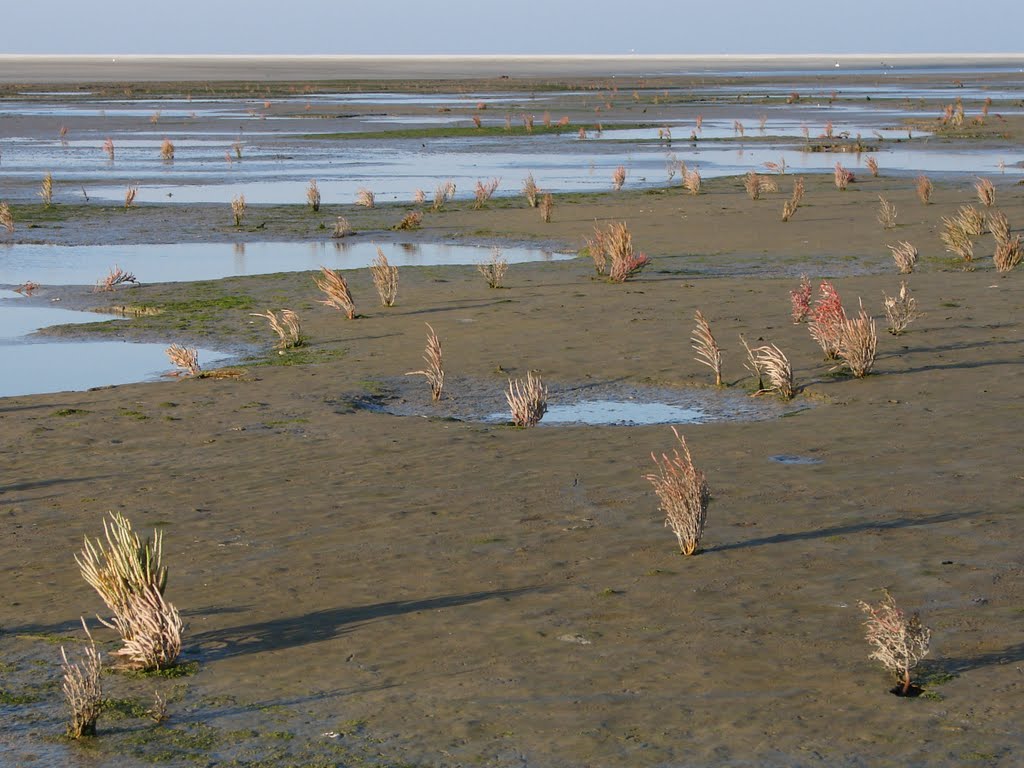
[683,168,702,195]
[584,221,649,282]
[232,142,243,159]
[739,334,765,391]
[887,241,918,274]
[355,188,375,208]
[393,210,423,231]
[166,344,200,375]
[522,173,539,208]
[691,310,723,386]
[522,113,534,132]
[877,196,897,229]
[733,119,745,137]
[781,177,805,221]
[306,179,321,211]
[406,323,444,401]
[809,280,846,359]
[758,114,768,132]
[39,172,54,206]
[834,163,854,190]
[412,188,426,205]
[612,165,627,191]
[95,265,138,292]
[753,343,794,400]
[644,427,710,556]
[473,177,501,209]
[61,620,103,739]
[822,120,834,139]
[231,194,246,227]
[539,192,553,223]
[76,511,167,617]
[858,590,931,695]
[954,204,986,236]
[0,201,14,233]
[940,216,974,264]
[102,587,183,672]
[915,175,933,205]
[124,185,138,210]
[994,234,1022,272]
[160,139,174,161]
[987,209,1010,245]
[477,247,509,288]
[369,247,399,306]
[433,179,456,210]
[103,137,115,161]
[251,309,303,348]
[744,171,762,200]
[763,157,787,174]
[883,281,920,335]
[835,300,877,377]
[314,266,356,319]
[975,177,996,207]
[472,115,482,129]
[781,199,798,222]
[332,216,352,238]
[506,371,548,427]
[865,156,879,177]
[790,274,812,323]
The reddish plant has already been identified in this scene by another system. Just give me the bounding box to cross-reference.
[790,274,812,323]
[808,280,846,359]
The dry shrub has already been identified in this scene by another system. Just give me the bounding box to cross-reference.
[15,281,39,296]
[790,274,812,323]
[866,156,879,177]
[0,201,14,233]
[433,179,456,210]
[251,309,303,348]
[644,427,710,556]
[160,139,174,161]
[691,310,723,386]
[744,171,762,200]
[39,172,54,206]
[954,204,986,236]
[472,114,481,128]
[753,343,794,399]
[412,188,426,205]
[522,113,534,132]
[103,137,115,161]
[733,119,745,137]
[781,199,798,222]
[95,265,138,292]
[975,177,996,207]
[393,210,423,230]
[791,176,806,204]
[103,588,183,672]
[166,344,200,375]
[332,216,352,238]
[506,371,547,427]
[314,266,356,319]
[539,192,553,223]
[915,175,933,205]
[369,248,399,306]
[232,142,243,159]
[809,280,846,359]
[739,334,764,391]
[406,323,444,401]
[994,234,1022,272]
[473,177,501,209]
[940,215,974,264]
[859,590,931,695]
[522,173,538,208]
[61,620,103,739]
[124,185,138,210]
[585,221,649,282]
[231,194,246,226]
[306,179,321,211]
[883,281,920,335]
[683,168,701,196]
[887,241,918,274]
[763,157,787,174]
[477,247,509,288]
[877,196,897,229]
[834,163,854,190]
[835,300,877,377]
[987,209,1010,245]
[355,188,375,208]
[612,165,627,191]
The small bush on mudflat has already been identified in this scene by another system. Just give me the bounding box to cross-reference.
[645,428,710,556]
[859,590,931,696]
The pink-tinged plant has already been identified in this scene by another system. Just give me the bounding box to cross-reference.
[160,139,174,162]
[790,274,812,323]
[808,280,846,359]
[834,163,854,190]
[95,265,138,292]
[865,156,879,177]
[103,138,114,161]
[612,165,627,191]
[644,427,710,556]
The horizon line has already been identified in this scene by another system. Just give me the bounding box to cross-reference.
[3,52,1024,60]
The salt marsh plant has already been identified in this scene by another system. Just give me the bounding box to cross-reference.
[166,344,200,375]
[369,247,399,306]
[744,171,762,200]
[752,343,794,400]
[306,179,321,211]
[763,158,787,174]
[994,233,1022,272]
[612,165,627,191]
[833,163,854,190]
[940,215,974,265]
[975,177,996,208]
[232,142,243,159]
[866,156,879,177]
[835,301,877,378]
[231,194,246,227]
[691,310,723,386]
[809,280,846,359]
[95,265,138,292]
[645,427,710,556]
[539,192,553,223]
[790,274,812,323]
[877,196,897,229]
[477,247,509,288]
[413,188,426,205]
[406,323,444,401]
[433,180,456,210]
[882,281,920,335]
[987,209,1010,245]
[0,201,13,233]
[683,168,701,196]
[103,138,115,161]
[332,216,352,238]
[586,221,649,282]
[124,185,138,210]
[356,188,375,208]
[954,204,986,236]
[506,371,547,427]
[160,139,174,162]
[522,173,539,208]
[61,620,103,739]
[733,119,745,137]
[473,177,501,209]
[887,241,918,274]
[739,334,765,391]
[394,210,423,231]
[39,172,54,206]
[252,309,303,348]
[915,175,933,205]
[781,177,805,222]
[858,590,931,696]
[314,266,356,319]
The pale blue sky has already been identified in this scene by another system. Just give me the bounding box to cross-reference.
[4,0,1022,54]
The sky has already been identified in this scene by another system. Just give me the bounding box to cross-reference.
[4,1,1023,55]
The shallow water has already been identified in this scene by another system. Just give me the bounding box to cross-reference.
[499,399,709,426]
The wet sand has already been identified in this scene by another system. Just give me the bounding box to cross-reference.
[1,71,1023,767]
